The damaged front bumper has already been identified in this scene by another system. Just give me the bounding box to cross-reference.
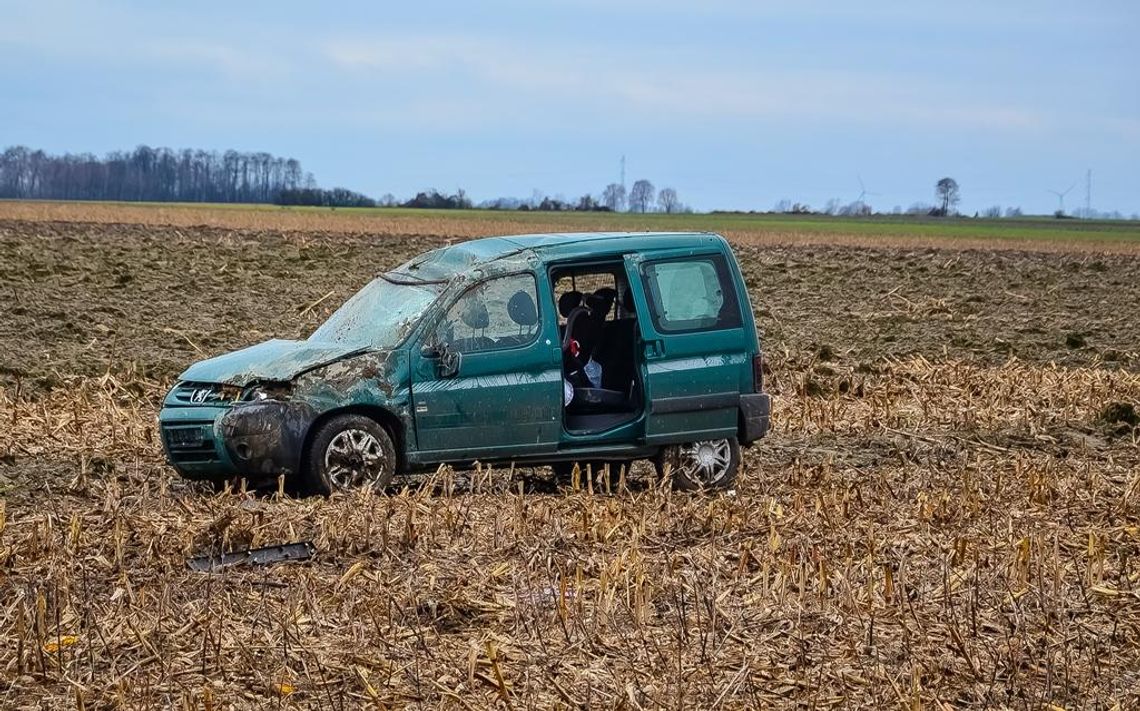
[159,401,314,482]
[159,405,238,480]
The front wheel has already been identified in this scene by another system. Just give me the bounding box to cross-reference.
[303,414,396,495]
[657,438,740,491]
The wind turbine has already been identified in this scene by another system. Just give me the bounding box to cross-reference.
[853,175,880,213]
[1048,183,1076,215]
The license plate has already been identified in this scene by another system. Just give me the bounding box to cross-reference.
[167,427,204,448]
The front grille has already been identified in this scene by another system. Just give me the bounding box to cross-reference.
[171,382,237,406]
[162,422,221,464]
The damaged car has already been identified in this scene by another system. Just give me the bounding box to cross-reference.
[159,231,771,493]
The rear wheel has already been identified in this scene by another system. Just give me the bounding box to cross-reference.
[658,438,740,491]
[303,414,396,495]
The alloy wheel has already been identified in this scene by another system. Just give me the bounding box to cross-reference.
[323,428,388,490]
[672,439,734,487]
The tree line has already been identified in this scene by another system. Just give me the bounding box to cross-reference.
[0,145,323,204]
[20,146,1121,219]
[770,177,1025,218]
[0,144,695,213]
[0,144,376,207]
[476,179,688,214]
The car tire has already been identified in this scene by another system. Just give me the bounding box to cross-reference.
[303,414,396,495]
[657,438,740,491]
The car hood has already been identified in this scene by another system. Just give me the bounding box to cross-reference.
[178,339,368,387]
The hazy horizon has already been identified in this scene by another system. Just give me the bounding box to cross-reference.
[2,1,1136,215]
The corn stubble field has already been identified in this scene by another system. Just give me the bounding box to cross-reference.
[1,203,1139,708]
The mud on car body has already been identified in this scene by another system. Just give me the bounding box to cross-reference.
[159,232,771,493]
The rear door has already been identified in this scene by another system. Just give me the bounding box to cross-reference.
[623,249,751,445]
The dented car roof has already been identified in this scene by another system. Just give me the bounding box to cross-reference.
[393,231,723,281]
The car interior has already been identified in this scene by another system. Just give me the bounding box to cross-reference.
[552,264,643,433]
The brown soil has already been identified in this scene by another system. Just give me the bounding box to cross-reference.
[2,220,1136,388]
[1,217,1138,708]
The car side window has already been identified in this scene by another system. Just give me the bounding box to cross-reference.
[641,255,742,333]
[436,273,541,353]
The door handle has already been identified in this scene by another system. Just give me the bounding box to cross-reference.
[644,338,665,358]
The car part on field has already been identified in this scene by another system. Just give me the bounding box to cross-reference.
[659,438,740,490]
[187,541,314,572]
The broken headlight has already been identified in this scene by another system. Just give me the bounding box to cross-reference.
[241,382,293,402]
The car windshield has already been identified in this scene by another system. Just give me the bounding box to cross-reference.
[309,276,444,347]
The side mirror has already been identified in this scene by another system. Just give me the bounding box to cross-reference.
[439,347,462,378]
[421,342,441,359]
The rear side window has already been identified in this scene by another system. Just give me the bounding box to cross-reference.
[641,255,741,333]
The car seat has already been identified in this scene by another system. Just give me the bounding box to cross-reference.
[558,291,583,321]
[561,291,591,360]
[596,287,639,394]
[499,289,539,346]
[566,288,627,414]
[454,295,493,352]
[578,289,615,362]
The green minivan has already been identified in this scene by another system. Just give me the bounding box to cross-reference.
[159,232,771,493]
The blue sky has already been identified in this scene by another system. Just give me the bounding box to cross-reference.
[1,0,1137,214]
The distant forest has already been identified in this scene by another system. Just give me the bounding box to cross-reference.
[0,145,372,207]
[0,145,685,213]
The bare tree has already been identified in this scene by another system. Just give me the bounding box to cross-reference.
[935,177,960,216]
[0,144,316,203]
[576,194,599,211]
[629,179,655,213]
[601,183,626,212]
[657,187,680,214]
[839,201,871,217]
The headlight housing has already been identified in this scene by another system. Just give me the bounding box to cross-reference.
[241,382,293,402]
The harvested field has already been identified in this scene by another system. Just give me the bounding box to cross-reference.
[3,200,1140,253]
[1,211,1139,708]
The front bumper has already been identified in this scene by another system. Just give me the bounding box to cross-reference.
[159,401,313,482]
[739,393,771,444]
[159,405,238,480]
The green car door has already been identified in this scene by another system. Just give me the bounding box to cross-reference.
[623,247,754,445]
[411,271,563,461]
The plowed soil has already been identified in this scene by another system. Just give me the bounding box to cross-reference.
[1,214,1138,708]
[3,219,1137,387]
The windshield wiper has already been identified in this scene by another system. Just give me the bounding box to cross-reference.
[380,271,447,286]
